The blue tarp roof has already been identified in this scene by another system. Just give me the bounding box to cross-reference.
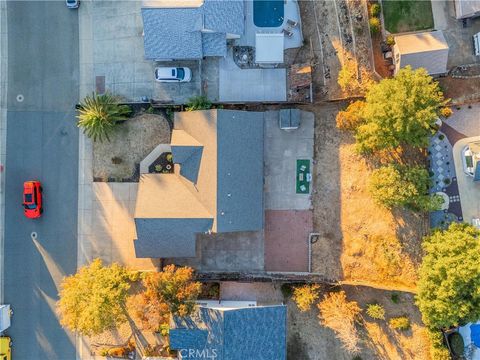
[171,305,287,360]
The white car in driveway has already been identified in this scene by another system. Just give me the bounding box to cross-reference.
[155,67,192,83]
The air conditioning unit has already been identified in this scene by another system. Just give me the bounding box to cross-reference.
[474,32,480,56]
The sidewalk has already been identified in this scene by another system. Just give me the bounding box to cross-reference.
[0,0,8,304]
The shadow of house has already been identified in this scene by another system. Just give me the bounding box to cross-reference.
[133,110,264,258]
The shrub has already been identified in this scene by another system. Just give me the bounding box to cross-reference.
[389,316,410,330]
[185,95,212,111]
[448,332,464,356]
[281,283,294,299]
[107,347,127,357]
[77,92,132,142]
[368,165,435,211]
[99,348,109,356]
[318,291,362,353]
[369,17,381,34]
[366,303,385,320]
[440,107,453,118]
[391,292,400,303]
[386,35,395,46]
[293,284,321,312]
[336,101,366,131]
[370,3,381,17]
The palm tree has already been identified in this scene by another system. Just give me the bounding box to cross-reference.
[77,92,131,142]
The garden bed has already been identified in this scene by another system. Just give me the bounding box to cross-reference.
[93,112,171,182]
[148,152,174,174]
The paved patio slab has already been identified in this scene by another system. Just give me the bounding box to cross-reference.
[219,49,286,102]
[453,136,480,223]
[264,110,314,210]
[264,210,312,272]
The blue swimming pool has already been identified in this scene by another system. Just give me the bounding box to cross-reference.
[253,0,284,28]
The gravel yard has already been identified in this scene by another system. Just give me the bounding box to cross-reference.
[93,112,171,181]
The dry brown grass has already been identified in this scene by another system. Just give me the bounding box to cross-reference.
[309,103,427,291]
[339,141,422,290]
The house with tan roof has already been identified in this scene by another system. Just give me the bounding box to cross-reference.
[133,109,264,258]
[393,31,450,76]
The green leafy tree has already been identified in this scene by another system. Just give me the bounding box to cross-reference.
[369,164,441,211]
[56,259,132,336]
[293,284,320,312]
[355,66,447,154]
[416,223,480,329]
[77,92,131,142]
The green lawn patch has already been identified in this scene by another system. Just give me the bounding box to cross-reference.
[382,0,434,34]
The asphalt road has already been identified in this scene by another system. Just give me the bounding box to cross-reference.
[4,2,79,359]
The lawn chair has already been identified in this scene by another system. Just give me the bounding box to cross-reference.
[287,19,298,28]
[282,28,294,38]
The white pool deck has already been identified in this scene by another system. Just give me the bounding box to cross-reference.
[236,0,303,50]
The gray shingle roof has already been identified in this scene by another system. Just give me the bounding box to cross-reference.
[216,110,264,232]
[142,8,203,60]
[170,305,287,360]
[141,1,243,60]
[171,145,204,184]
[134,218,212,258]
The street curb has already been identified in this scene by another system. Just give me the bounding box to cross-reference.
[77,1,94,359]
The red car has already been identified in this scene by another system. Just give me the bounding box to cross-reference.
[22,181,43,218]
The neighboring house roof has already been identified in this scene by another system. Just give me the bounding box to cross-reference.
[141,0,244,60]
[394,31,449,75]
[133,110,264,258]
[170,305,287,360]
[454,0,480,19]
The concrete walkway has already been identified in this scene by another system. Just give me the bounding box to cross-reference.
[453,136,480,224]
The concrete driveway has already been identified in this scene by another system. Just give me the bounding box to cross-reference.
[431,0,480,68]
[453,136,480,223]
[81,1,200,103]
